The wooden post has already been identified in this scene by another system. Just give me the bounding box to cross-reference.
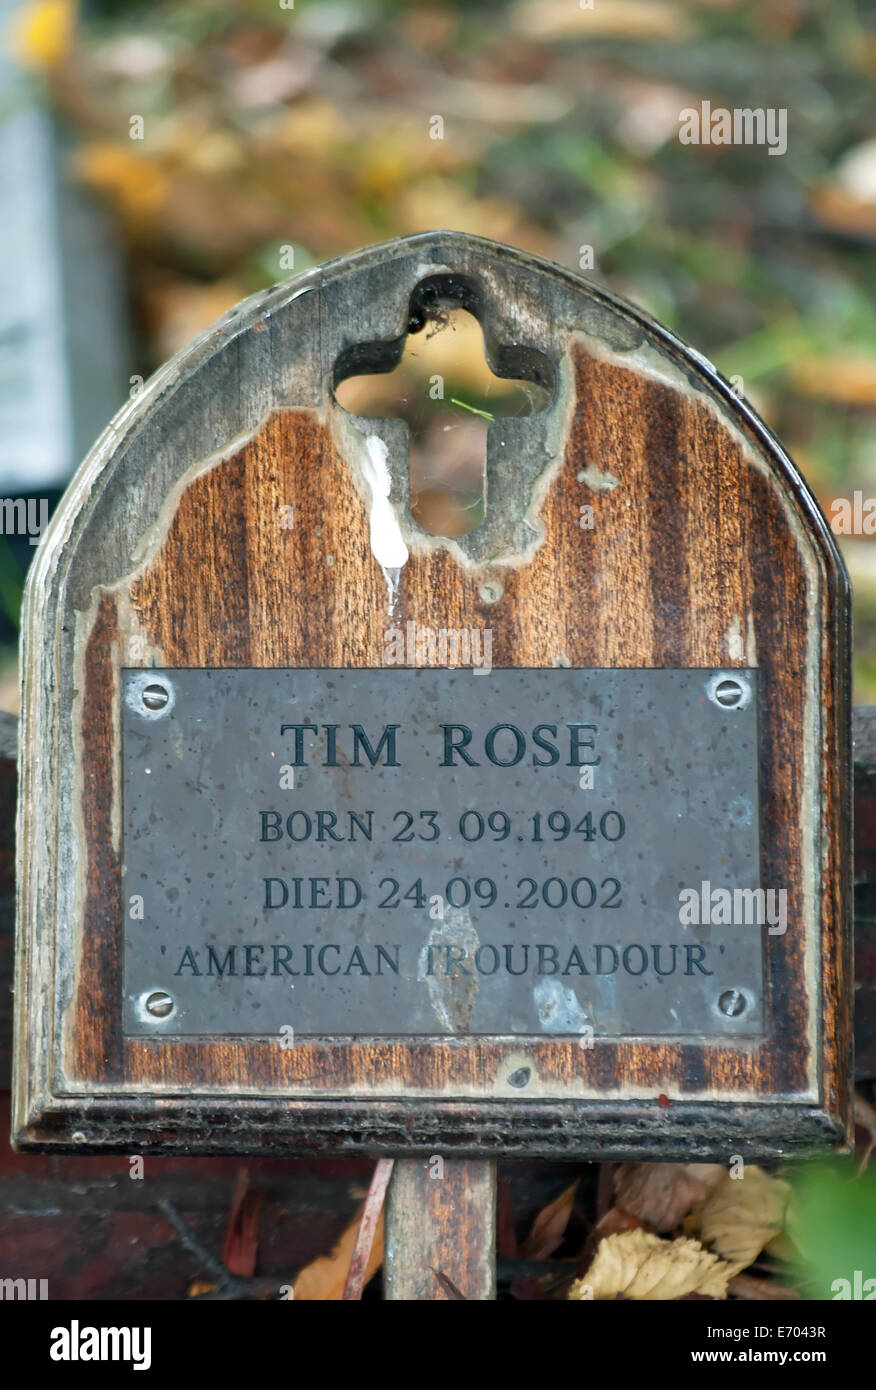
[385,1159,496,1301]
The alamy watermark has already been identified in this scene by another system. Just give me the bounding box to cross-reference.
[679,101,787,157]
[50,1321,151,1370]
[1,497,48,546]
[383,621,492,674]
[0,1276,48,1299]
[829,492,876,535]
[831,1270,876,1299]
[679,880,787,935]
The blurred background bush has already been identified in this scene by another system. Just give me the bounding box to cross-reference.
[1,0,875,706]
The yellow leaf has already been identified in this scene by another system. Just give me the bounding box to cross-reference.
[75,142,167,223]
[184,131,245,177]
[7,0,76,72]
[788,357,876,407]
[187,1279,218,1298]
[698,1167,791,1272]
[511,0,691,42]
[569,1228,735,1301]
[292,1207,384,1301]
[273,97,351,155]
[395,178,550,256]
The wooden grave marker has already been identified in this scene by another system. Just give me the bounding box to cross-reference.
[13,230,852,1293]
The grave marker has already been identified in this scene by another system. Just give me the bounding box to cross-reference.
[14,231,851,1187]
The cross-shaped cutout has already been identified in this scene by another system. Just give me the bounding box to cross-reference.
[334,280,555,540]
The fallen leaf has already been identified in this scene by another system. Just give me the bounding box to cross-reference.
[222,1168,260,1277]
[697,1167,791,1272]
[614,1163,726,1233]
[520,1179,579,1260]
[595,1205,648,1238]
[788,357,876,406]
[577,1201,647,1275]
[809,184,876,239]
[8,0,75,71]
[510,0,691,41]
[293,1204,384,1301]
[74,142,168,225]
[569,1228,735,1301]
[394,178,550,255]
[187,1279,218,1298]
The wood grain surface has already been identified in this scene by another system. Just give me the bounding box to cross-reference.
[385,1158,497,1300]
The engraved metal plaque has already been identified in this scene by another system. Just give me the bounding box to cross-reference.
[122,668,764,1038]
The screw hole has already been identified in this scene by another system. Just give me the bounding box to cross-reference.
[507,1066,531,1088]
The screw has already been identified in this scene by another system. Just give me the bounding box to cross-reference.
[718,990,746,1017]
[706,672,750,711]
[141,683,169,712]
[145,991,174,1018]
[714,679,743,707]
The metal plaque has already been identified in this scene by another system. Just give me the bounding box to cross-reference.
[122,668,764,1038]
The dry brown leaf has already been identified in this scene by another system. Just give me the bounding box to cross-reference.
[292,1206,384,1301]
[788,357,876,406]
[697,1167,791,1272]
[187,1279,218,1298]
[221,1168,260,1277]
[394,178,550,256]
[593,1204,649,1239]
[519,1179,579,1260]
[809,184,876,239]
[510,0,691,41]
[568,1228,735,1301]
[614,1163,726,1233]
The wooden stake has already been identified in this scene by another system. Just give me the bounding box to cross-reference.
[384,1158,497,1301]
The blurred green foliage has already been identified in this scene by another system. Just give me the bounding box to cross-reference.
[789,1161,876,1299]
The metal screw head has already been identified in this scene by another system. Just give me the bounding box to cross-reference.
[715,679,744,707]
[142,683,169,712]
[145,991,174,1018]
[718,989,746,1017]
[126,672,175,720]
[706,672,751,711]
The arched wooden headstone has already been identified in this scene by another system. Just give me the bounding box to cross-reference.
[14,232,851,1195]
